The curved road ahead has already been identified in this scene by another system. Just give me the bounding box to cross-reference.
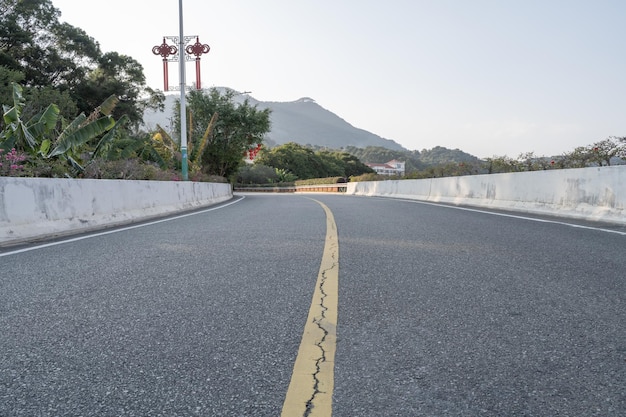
[1,194,625,416]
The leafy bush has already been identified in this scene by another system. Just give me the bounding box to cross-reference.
[350,173,384,182]
[256,142,373,180]
[82,159,167,180]
[235,164,278,184]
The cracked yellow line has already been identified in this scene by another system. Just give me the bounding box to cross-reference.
[281,199,339,417]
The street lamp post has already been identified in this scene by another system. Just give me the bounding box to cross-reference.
[152,2,210,181]
[178,0,188,181]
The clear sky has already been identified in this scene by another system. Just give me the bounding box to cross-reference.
[51,0,626,158]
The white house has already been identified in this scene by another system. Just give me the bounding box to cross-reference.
[366,159,406,176]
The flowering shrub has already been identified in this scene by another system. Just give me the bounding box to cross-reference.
[0,148,27,176]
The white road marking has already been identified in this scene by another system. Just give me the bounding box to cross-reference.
[391,197,626,236]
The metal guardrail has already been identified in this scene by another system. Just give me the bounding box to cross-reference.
[234,186,295,193]
[295,184,347,193]
[234,184,347,193]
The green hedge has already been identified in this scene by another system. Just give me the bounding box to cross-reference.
[349,173,384,182]
[294,177,346,186]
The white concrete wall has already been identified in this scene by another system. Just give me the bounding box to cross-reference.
[347,166,626,225]
[0,178,232,245]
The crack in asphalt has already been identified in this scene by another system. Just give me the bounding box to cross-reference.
[305,266,333,417]
[282,198,338,417]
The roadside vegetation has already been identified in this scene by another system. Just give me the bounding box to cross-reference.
[2,0,624,185]
[0,0,267,182]
[234,137,626,186]
[235,142,374,187]
[340,140,626,181]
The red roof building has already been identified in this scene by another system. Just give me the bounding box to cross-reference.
[365,160,406,176]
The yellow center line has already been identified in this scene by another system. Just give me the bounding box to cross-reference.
[281,199,339,417]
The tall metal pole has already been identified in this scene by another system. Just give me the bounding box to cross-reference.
[178,0,188,180]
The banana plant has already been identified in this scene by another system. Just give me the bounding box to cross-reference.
[1,83,59,153]
[191,111,219,167]
[45,95,121,158]
[1,83,129,175]
[150,112,218,173]
[151,124,180,169]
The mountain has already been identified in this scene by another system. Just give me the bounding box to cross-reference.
[142,89,406,151]
[254,97,406,151]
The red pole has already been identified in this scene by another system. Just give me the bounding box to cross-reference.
[153,38,177,92]
[163,59,169,91]
[185,37,210,90]
[196,58,201,90]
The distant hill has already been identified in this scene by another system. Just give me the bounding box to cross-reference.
[142,89,482,170]
[143,89,406,151]
[254,97,406,151]
[343,145,481,172]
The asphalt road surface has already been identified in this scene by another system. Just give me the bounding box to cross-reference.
[1,194,625,416]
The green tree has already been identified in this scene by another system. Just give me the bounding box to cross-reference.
[587,137,625,166]
[255,143,373,180]
[346,145,475,174]
[236,164,278,184]
[316,151,345,177]
[74,52,162,127]
[173,88,271,178]
[346,145,411,165]
[256,142,324,179]
[0,0,163,129]
[517,152,541,171]
[563,146,598,168]
[0,0,100,90]
[24,86,78,121]
[483,155,519,174]
[318,150,374,177]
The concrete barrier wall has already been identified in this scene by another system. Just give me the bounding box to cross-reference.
[0,177,232,245]
[347,166,626,225]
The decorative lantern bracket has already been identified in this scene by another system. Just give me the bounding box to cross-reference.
[152,35,210,91]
